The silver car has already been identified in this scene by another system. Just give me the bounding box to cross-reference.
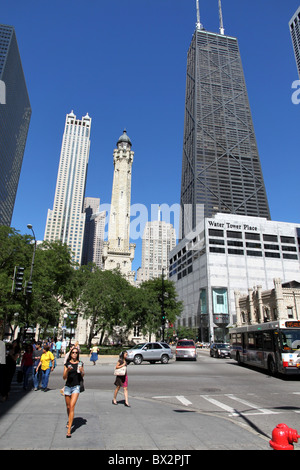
[126,342,173,365]
[210,343,231,358]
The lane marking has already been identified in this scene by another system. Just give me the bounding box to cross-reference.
[201,395,239,416]
[225,394,280,415]
[176,395,192,406]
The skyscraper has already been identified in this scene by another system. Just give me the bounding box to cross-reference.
[136,211,176,285]
[44,111,91,264]
[180,1,270,238]
[289,6,300,78]
[81,197,106,269]
[0,24,31,226]
[102,130,136,283]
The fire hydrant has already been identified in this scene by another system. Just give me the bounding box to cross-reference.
[270,423,300,450]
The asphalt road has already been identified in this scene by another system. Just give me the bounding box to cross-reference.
[1,349,300,452]
[79,349,300,443]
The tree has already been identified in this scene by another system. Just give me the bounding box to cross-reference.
[76,266,136,347]
[0,226,33,339]
[136,277,183,341]
[29,240,75,336]
[0,226,75,340]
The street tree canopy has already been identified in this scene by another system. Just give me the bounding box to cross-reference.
[0,227,183,344]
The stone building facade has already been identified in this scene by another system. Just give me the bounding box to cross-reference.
[234,279,300,326]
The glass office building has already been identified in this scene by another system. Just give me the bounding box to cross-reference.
[0,24,31,226]
[180,26,270,238]
[289,6,300,78]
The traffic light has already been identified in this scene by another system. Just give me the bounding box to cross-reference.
[162,312,166,326]
[25,281,33,295]
[14,266,24,293]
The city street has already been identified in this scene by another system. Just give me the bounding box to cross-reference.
[1,349,300,452]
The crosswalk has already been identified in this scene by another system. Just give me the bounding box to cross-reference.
[152,393,298,417]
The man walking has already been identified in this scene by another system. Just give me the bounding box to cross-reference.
[55,339,62,358]
[32,341,43,390]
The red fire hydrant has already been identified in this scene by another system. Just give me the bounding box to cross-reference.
[270,423,300,450]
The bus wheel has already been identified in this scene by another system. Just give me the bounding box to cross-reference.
[268,357,277,376]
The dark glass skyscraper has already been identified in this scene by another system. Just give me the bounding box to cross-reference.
[180,8,270,238]
[289,6,300,78]
[0,24,31,226]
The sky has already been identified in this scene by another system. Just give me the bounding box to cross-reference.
[4,0,300,273]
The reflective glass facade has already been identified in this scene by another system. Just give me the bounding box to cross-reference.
[289,6,300,78]
[180,29,270,238]
[0,24,31,226]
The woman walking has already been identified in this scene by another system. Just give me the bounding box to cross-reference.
[113,351,130,407]
[90,345,99,365]
[36,345,55,392]
[63,347,84,438]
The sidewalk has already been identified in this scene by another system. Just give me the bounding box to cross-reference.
[0,359,271,451]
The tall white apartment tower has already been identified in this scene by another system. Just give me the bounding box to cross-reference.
[136,210,176,285]
[44,111,91,264]
[102,130,136,283]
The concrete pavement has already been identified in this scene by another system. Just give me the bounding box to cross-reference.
[0,356,271,451]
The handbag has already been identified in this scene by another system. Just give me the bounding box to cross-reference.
[80,378,84,392]
[114,365,127,376]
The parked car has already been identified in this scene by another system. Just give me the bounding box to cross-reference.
[126,342,173,365]
[175,339,197,361]
[210,343,231,358]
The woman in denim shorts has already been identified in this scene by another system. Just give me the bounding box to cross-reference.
[63,348,84,438]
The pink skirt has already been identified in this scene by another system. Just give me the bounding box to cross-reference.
[122,374,128,388]
[114,374,128,388]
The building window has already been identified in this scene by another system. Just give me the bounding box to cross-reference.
[281,236,295,244]
[212,288,228,314]
[209,229,224,237]
[287,307,293,319]
[227,231,242,239]
[263,234,278,242]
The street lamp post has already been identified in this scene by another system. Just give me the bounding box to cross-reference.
[23,224,37,341]
[62,314,68,340]
[27,224,37,285]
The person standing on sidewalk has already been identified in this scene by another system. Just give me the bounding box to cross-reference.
[36,345,55,391]
[63,348,84,438]
[20,344,33,390]
[32,341,43,390]
[0,340,21,401]
[55,339,62,358]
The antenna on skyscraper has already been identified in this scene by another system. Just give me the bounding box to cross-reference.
[196,0,203,31]
[218,0,225,35]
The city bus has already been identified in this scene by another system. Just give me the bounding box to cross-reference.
[229,320,300,376]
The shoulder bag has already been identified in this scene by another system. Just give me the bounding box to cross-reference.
[114,365,127,376]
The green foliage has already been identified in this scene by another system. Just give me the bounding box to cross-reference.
[176,326,198,341]
[135,277,183,341]
[0,227,183,344]
[0,227,75,339]
[74,266,136,347]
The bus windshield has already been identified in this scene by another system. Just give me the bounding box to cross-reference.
[280,329,300,352]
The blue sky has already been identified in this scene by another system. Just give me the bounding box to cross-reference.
[5,0,300,273]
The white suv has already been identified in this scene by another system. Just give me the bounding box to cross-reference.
[176,339,197,361]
